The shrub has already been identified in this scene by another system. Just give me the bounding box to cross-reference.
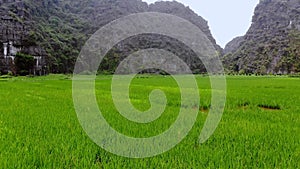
[15,53,35,76]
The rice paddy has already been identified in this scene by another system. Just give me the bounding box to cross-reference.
[0,74,299,168]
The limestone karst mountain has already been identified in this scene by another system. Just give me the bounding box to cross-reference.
[224,0,300,75]
[2,0,299,75]
[0,0,221,74]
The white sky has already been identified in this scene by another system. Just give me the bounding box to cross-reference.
[143,0,260,48]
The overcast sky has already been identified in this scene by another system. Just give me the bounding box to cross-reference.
[143,0,260,47]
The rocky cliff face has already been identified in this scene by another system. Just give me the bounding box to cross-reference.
[223,36,244,54]
[0,0,47,74]
[0,0,220,74]
[0,0,33,47]
[224,0,300,74]
[95,1,222,74]
[148,1,222,53]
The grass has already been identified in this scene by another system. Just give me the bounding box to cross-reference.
[0,74,299,168]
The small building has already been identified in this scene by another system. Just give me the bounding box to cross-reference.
[0,41,47,75]
[20,46,48,76]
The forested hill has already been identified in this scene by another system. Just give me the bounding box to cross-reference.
[0,0,221,74]
[223,0,300,75]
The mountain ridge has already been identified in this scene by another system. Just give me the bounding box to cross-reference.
[223,0,300,75]
[0,0,221,74]
[1,0,299,75]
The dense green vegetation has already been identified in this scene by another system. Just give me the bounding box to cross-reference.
[0,75,299,168]
[23,0,92,73]
[14,53,35,76]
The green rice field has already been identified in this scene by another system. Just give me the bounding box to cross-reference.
[0,74,299,168]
